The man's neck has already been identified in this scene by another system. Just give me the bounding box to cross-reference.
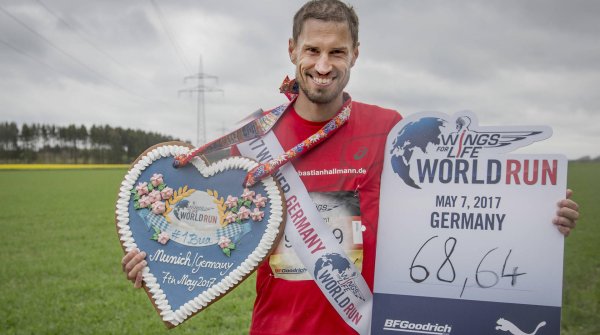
[293,93,344,122]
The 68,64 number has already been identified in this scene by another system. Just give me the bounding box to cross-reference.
[409,236,527,297]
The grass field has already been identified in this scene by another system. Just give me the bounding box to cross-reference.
[0,163,598,334]
[0,164,129,170]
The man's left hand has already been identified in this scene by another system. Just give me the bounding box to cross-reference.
[554,189,579,236]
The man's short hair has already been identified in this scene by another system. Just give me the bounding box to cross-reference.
[292,0,359,47]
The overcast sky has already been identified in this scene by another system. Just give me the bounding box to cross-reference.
[1,0,598,159]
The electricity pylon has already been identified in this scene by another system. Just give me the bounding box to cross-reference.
[179,56,223,146]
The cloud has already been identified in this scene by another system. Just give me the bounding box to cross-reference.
[0,0,598,159]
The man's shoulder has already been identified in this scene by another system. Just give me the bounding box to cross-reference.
[352,100,403,123]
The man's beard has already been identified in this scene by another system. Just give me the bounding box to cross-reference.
[297,71,350,105]
[300,85,339,104]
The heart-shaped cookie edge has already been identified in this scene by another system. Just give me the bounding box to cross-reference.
[115,141,286,327]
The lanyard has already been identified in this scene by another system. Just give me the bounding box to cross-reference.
[243,98,351,187]
[174,86,352,189]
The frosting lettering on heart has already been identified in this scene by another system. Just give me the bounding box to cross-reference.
[115,142,285,327]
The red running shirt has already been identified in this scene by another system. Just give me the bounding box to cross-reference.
[248,101,402,335]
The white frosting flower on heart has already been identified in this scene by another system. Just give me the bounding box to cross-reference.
[136,182,149,195]
[225,195,238,208]
[238,206,251,220]
[160,187,174,200]
[151,173,164,187]
[253,194,267,208]
[241,188,255,201]
[157,231,170,244]
[139,195,151,208]
[148,190,162,203]
[218,236,231,248]
[152,201,166,215]
[225,212,238,223]
[250,207,265,221]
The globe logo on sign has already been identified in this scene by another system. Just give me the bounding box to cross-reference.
[389,117,446,189]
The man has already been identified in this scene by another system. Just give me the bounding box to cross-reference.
[122,1,580,334]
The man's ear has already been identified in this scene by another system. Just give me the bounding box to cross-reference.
[288,38,297,65]
[351,42,360,67]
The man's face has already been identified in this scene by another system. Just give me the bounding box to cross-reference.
[289,19,359,105]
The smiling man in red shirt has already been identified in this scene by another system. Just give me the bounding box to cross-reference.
[122,1,580,334]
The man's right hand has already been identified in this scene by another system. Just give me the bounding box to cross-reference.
[121,249,147,288]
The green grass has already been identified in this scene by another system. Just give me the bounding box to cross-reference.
[0,169,255,334]
[562,162,600,335]
[0,162,598,334]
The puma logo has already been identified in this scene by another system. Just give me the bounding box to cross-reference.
[496,318,546,335]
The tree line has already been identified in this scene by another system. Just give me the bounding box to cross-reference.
[0,122,183,164]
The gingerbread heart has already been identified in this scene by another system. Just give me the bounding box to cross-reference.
[115,142,285,327]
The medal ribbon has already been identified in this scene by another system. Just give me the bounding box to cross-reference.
[243,97,351,187]
[174,77,352,188]
[172,104,287,168]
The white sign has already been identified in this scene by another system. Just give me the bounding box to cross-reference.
[372,111,566,335]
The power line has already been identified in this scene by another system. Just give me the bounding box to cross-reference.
[33,0,169,99]
[34,0,128,70]
[149,0,192,74]
[0,38,64,75]
[0,4,148,101]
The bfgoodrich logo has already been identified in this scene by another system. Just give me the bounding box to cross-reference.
[383,319,452,334]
